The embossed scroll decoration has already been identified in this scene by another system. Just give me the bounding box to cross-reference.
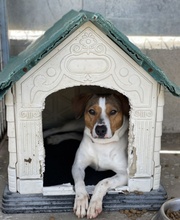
[20,110,41,120]
[62,28,113,83]
[30,67,61,103]
[119,67,144,102]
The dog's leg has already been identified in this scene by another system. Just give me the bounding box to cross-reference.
[87,173,128,219]
[72,162,89,218]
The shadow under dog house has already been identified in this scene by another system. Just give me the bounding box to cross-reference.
[0,10,180,213]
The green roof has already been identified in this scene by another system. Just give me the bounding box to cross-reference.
[0,10,180,99]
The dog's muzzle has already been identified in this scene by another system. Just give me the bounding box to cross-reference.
[95,125,107,138]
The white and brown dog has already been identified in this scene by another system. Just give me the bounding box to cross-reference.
[72,93,130,219]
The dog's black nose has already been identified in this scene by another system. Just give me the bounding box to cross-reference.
[95,125,107,138]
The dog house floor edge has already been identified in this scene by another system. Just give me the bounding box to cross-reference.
[2,184,167,214]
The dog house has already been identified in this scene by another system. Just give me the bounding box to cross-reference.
[1,10,180,213]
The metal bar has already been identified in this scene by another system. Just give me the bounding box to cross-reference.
[0,0,9,69]
[0,0,9,139]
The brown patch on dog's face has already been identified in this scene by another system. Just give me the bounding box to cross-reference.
[72,94,94,119]
[105,103,123,134]
[84,95,102,132]
[105,95,124,134]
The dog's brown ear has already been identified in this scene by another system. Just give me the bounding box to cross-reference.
[72,94,93,119]
[113,93,130,117]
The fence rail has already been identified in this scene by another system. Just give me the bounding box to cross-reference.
[0,99,6,140]
[0,0,9,142]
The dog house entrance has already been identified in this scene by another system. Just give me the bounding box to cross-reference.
[43,86,121,193]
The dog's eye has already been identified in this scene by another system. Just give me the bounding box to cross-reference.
[88,109,96,115]
[110,110,117,115]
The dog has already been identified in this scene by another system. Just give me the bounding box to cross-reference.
[72,93,130,219]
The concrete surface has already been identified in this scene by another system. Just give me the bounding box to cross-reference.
[6,0,180,36]
[143,49,180,133]
[0,133,180,220]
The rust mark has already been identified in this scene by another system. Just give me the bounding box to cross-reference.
[128,122,137,177]
[24,158,32,163]
[129,147,137,176]
[23,67,28,72]
[148,68,153,73]
[39,160,44,178]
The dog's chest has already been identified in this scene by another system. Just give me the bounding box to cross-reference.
[88,141,126,171]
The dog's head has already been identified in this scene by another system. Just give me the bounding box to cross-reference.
[73,93,129,139]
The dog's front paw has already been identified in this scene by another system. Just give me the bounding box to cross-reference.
[74,192,89,218]
[87,199,102,219]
